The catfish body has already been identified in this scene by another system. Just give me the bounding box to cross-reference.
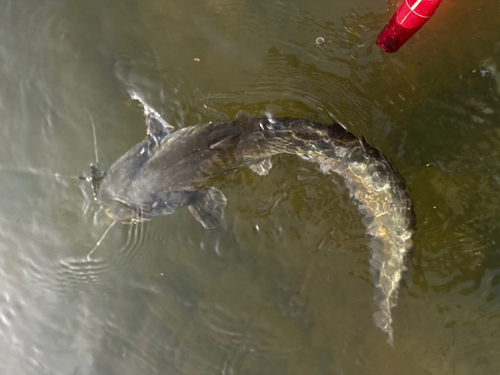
[96,116,415,344]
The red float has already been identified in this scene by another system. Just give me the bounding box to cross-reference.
[376,0,443,53]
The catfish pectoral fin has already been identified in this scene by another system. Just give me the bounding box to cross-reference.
[249,157,273,176]
[188,187,227,228]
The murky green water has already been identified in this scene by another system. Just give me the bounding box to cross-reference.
[1,0,500,374]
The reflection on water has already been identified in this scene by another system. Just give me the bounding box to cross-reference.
[0,0,500,374]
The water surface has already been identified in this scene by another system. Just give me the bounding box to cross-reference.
[1,0,500,374]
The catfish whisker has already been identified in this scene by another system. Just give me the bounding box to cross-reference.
[87,220,117,260]
[86,109,99,166]
[0,166,81,180]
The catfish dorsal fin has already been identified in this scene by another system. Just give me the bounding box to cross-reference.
[146,113,174,142]
[188,187,227,228]
[129,90,174,141]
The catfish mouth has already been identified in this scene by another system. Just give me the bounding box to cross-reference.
[102,197,151,224]
[117,217,151,225]
[104,208,137,224]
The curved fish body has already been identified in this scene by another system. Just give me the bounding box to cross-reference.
[96,116,415,344]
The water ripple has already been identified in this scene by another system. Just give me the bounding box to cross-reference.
[120,221,150,264]
[55,258,110,293]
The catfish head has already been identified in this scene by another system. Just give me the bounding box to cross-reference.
[93,114,227,228]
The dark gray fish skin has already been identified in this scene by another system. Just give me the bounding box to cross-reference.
[96,117,415,344]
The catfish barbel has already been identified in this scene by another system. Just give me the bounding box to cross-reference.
[92,114,415,344]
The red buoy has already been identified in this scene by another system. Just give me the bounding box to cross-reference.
[377,0,443,53]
